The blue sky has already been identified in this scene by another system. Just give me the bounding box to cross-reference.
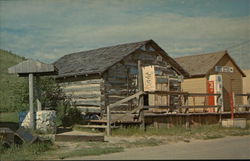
[0,0,249,69]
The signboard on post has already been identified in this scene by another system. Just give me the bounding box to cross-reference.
[142,66,156,91]
[207,80,215,112]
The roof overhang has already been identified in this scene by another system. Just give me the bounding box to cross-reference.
[8,59,58,77]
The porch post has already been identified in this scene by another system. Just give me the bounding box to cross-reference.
[138,60,145,131]
[36,76,42,111]
[29,73,35,130]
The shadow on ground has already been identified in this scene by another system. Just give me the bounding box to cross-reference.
[0,122,19,131]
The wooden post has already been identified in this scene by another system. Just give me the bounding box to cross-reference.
[247,94,250,112]
[29,73,35,130]
[185,115,190,129]
[230,92,234,120]
[139,96,145,130]
[106,105,111,136]
[137,60,143,92]
[167,76,170,107]
[193,96,196,112]
[184,95,190,129]
[138,60,145,131]
[184,95,189,113]
[36,76,42,111]
[233,92,235,112]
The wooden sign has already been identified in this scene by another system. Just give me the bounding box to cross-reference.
[142,66,156,91]
[207,80,215,112]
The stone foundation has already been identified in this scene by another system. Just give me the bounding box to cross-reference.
[21,110,57,134]
[221,118,247,128]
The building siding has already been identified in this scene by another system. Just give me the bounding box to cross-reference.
[212,55,243,111]
[59,78,103,113]
[182,77,207,112]
[243,69,250,104]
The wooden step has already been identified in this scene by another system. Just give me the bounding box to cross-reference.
[76,125,118,129]
[89,120,107,123]
[88,119,142,124]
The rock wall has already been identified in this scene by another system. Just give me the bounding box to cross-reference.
[21,110,56,134]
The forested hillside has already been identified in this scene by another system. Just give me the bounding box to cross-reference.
[0,49,28,112]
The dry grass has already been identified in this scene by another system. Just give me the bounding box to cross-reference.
[112,123,250,140]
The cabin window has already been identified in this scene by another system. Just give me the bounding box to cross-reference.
[215,66,234,73]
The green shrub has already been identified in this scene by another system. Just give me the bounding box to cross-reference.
[58,104,82,127]
[40,77,68,109]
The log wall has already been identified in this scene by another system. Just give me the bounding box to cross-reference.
[60,78,103,113]
[104,43,181,112]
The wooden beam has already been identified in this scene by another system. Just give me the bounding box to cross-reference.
[110,105,143,124]
[137,60,143,91]
[235,104,250,108]
[108,91,144,110]
[177,105,221,109]
[188,93,221,96]
[146,91,188,95]
[184,95,189,113]
[29,73,35,130]
[145,105,221,109]
[138,60,145,130]
[235,94,250,96]
[144,105,172,109]
[106,104,111,136]
[36,76,42,111]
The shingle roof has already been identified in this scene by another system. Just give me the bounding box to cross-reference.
[174,50,245,77]
[54,40,188,78]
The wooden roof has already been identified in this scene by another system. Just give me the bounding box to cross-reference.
[54,39,188,78]
[8,59,58,76]
[174,50,246,77]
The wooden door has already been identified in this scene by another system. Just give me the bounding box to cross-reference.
[222,74,232,112]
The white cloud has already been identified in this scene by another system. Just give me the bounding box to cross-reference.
[0,0,249,69]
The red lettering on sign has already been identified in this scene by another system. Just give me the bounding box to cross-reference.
[207,81,215,112]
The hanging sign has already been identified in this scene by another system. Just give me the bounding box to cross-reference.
[142,66,156,91]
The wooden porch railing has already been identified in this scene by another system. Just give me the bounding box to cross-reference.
[234,93,250,110]
[105,90,222,136]
[144,91,222,113]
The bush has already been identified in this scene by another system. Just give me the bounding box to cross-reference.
[58,104,82,127]
[40,77,68,109]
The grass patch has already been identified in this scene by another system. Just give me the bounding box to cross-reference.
[59,146,124,159]
[112,125,189,137]
[121,138,163,148]
[0,142,54,160]
[112,123,250,140]
[0,112,19,123]
[73,124,102,133]
[202,134,224,140]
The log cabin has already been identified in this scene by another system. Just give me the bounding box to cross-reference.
[54,40,188,116]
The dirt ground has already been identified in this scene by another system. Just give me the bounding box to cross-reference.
[68,135,250,160]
